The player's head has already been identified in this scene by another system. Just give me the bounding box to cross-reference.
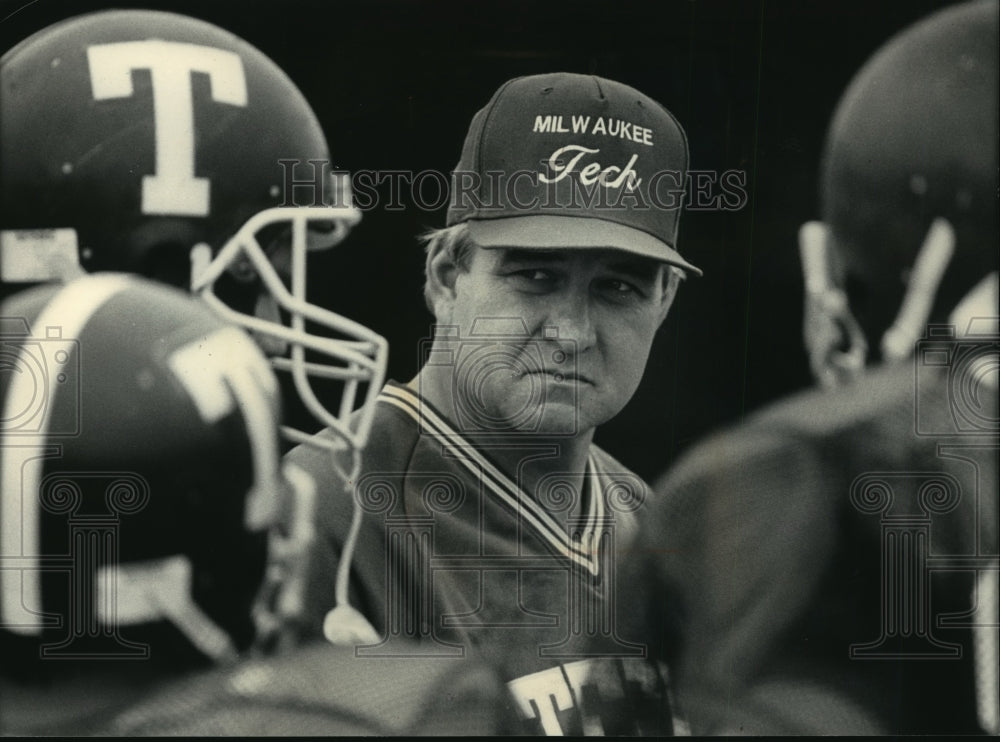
[801,0,998,387]
[418,73,698,435]
[0,9,387,453]
[0,275,311,678]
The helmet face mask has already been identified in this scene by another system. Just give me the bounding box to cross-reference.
[191,199,388,462]
[0,9,388,457]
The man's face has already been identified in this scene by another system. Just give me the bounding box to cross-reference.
[437,245,676,436]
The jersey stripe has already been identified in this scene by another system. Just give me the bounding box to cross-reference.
[578,453,604,561]
[377,384,603,576]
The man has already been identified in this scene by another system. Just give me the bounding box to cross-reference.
[0,274,516,737]
[0,8,388,453]
[287,71,701,735]
[618,0,998,734]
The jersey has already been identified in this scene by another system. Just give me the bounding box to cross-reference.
[620,351,998,734]
[285,380,683,736]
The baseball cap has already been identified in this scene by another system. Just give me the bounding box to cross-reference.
[446,72,701,276]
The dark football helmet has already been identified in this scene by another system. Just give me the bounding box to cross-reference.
[0,273,315,668]
[0,10,387,456]
[801,0,998,387]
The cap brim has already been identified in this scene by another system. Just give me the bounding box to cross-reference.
[466,215,702,277]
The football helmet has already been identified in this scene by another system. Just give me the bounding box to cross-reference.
[805,0,998,384]
[0,10,387,458]
[0,274,313,667]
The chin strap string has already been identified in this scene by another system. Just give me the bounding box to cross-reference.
[323,447,381,645]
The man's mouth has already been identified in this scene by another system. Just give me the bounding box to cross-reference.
[526,369,592,385]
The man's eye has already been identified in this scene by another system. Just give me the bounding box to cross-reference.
[601,278,640,296]
[509,269,556,284]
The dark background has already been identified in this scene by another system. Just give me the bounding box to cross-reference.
[0,0,963,481]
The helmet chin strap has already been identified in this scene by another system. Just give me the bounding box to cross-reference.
[189,242,213,292]
[252,292,291,357]
[880,218,956,363]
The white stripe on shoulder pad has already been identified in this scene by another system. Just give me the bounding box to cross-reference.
[1,273,134,634]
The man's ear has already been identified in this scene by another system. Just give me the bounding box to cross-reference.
[424,240,461,322]
[656,267,682,326]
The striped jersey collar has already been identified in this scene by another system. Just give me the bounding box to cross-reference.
[378,382,606,576]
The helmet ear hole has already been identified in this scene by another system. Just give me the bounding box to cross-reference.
[141,241,196,288]
[121,217,204,286]
[212,269,263,316]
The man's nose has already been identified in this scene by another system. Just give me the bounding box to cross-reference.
[542,289,597,352]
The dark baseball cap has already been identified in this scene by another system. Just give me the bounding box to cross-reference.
[447,72,701,276]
